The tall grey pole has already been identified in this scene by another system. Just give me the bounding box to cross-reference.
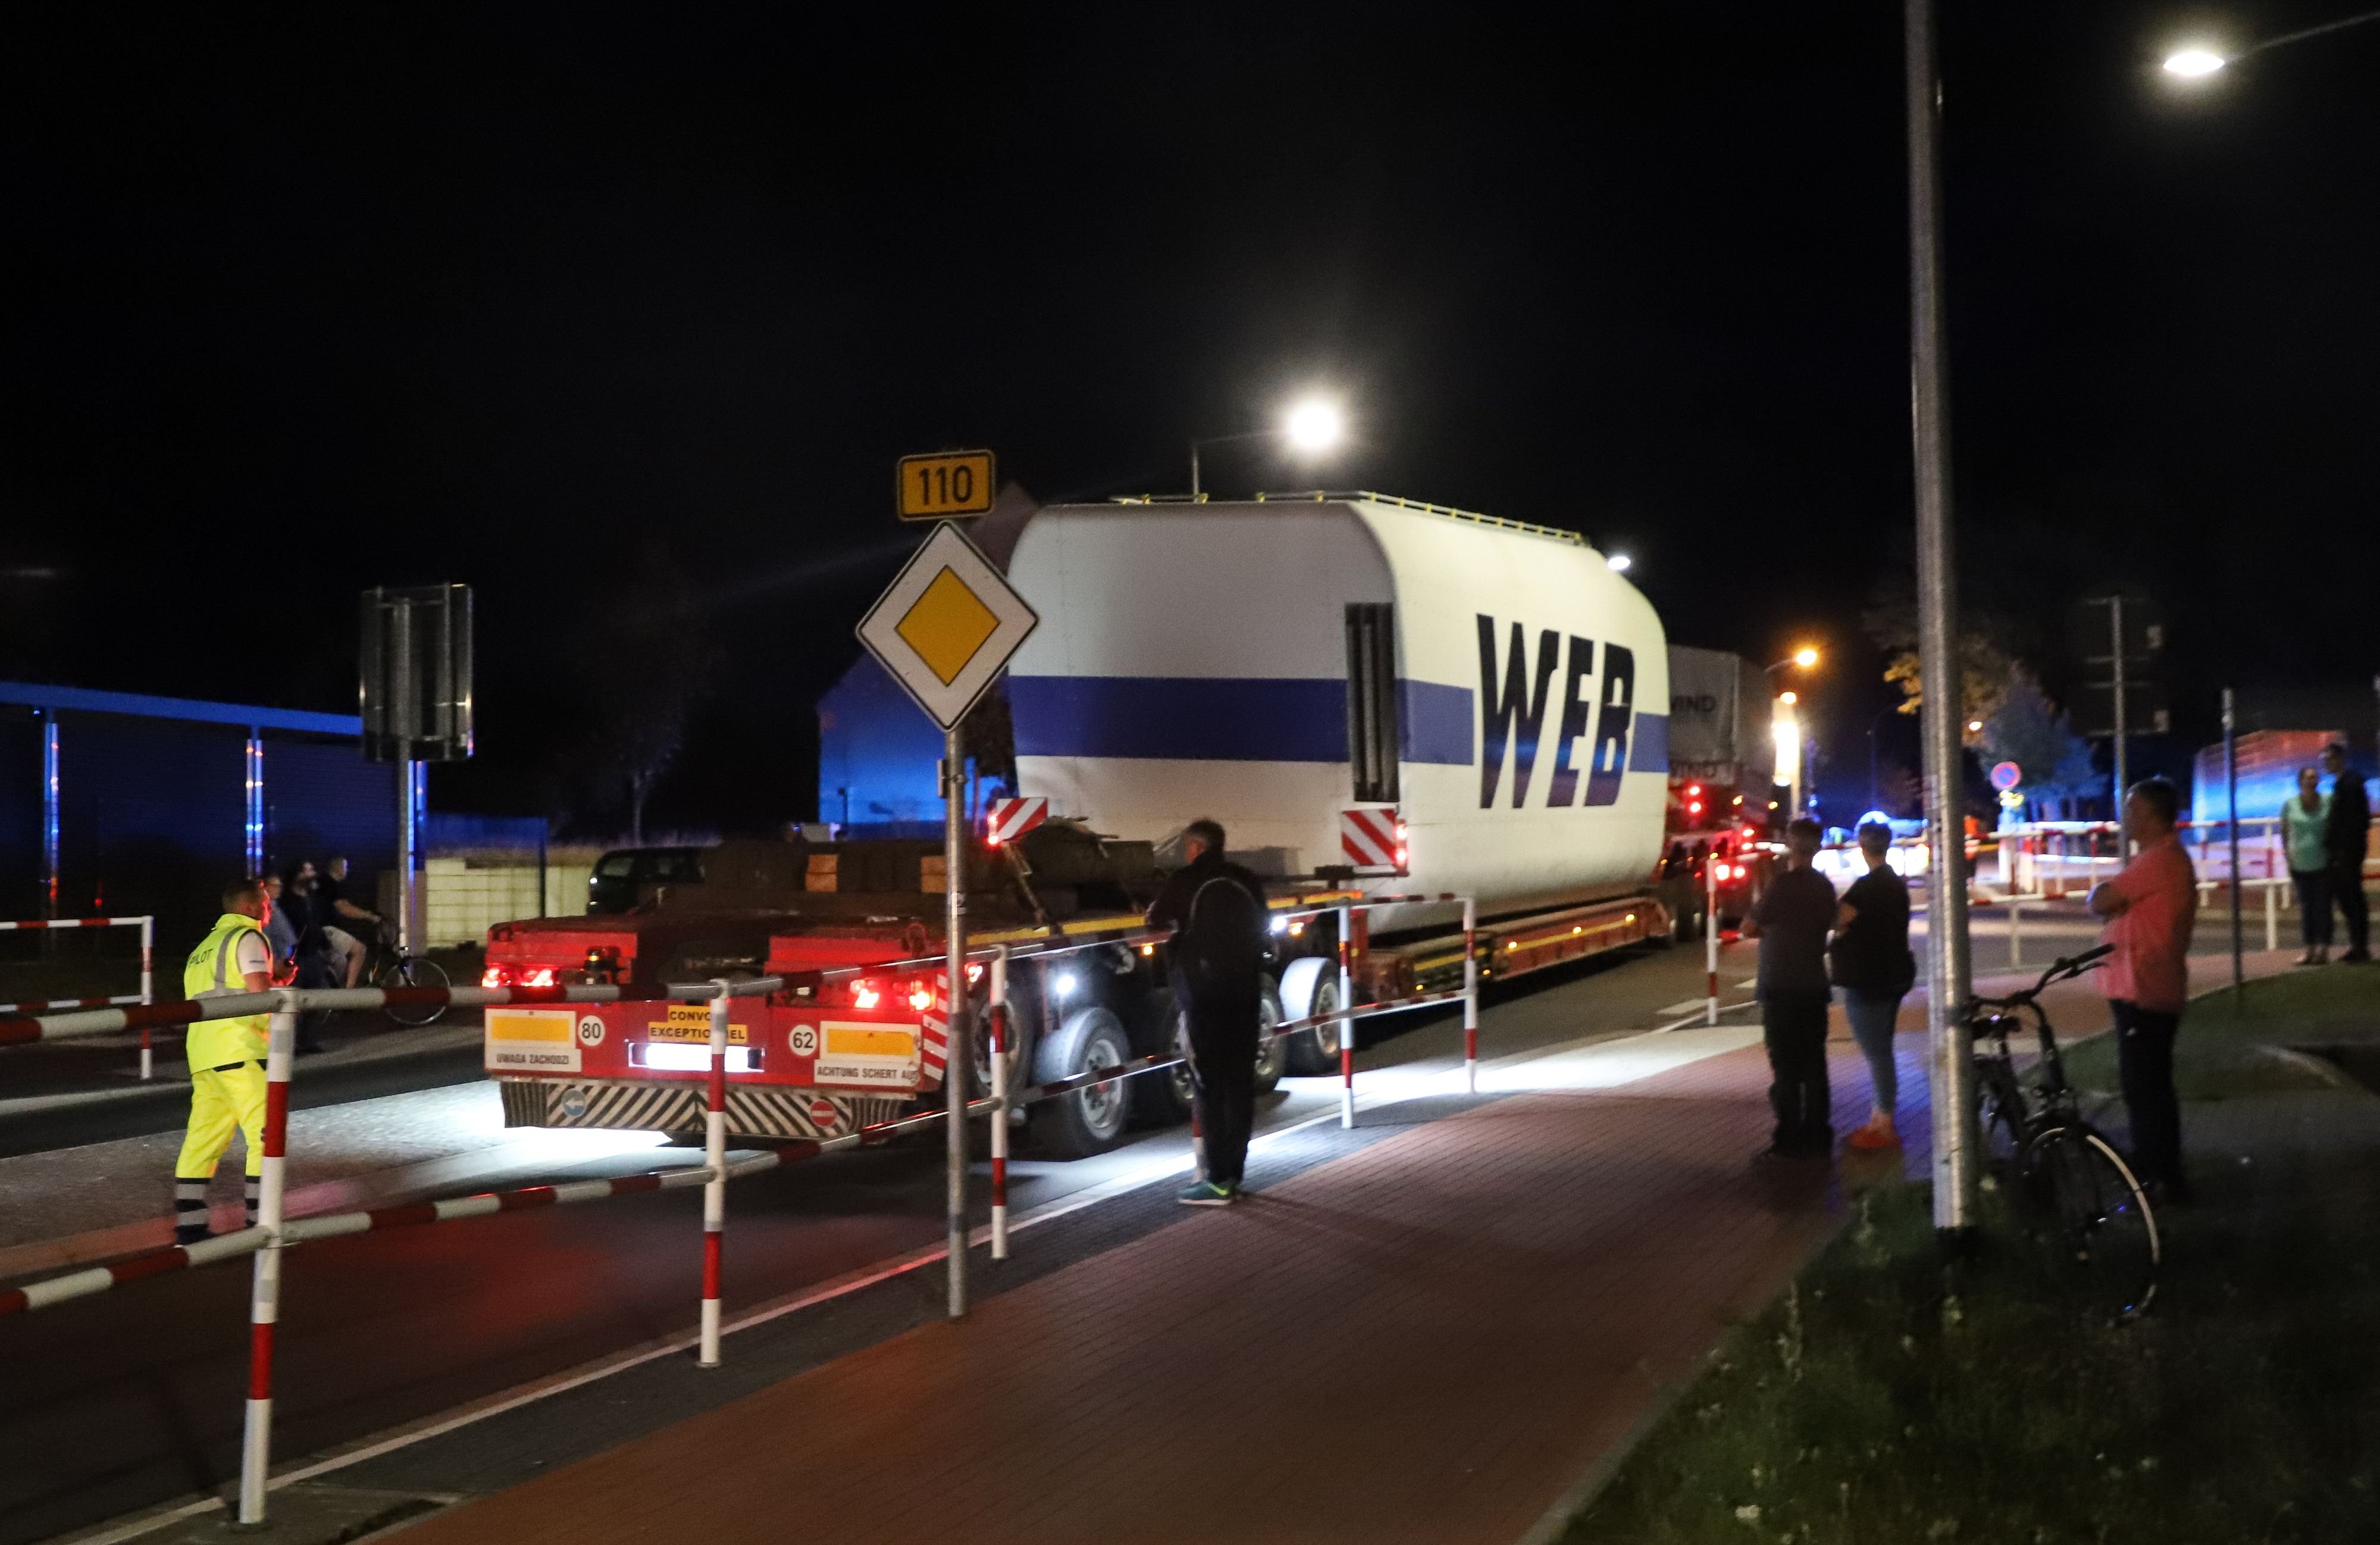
[1905,0,1976,1237]
[2111,595,2128,859]
[1188,442,1202,501]
[942,731,970,1319]
[396,762,417,956]
[2225,687,2244,998]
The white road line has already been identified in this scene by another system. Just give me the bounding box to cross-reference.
[63,1016,1765,1545]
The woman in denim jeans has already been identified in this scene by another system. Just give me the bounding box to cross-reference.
[1831,821,1916,1151]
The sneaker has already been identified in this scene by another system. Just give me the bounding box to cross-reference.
[1177,1180,1234,1207]
[2343,947,2372,964]
[2296,950,2320,967]
[1845,1114,1901,1152]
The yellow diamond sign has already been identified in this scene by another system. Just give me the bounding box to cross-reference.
[856,521,1038,730]
[895,568,1001,685]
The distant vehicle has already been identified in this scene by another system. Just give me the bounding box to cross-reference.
[587,846,706,915]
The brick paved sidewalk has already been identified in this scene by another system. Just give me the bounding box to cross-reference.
[395,1034,1918,1545]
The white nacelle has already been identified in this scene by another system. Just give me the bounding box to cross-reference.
[1004,498,1670,921]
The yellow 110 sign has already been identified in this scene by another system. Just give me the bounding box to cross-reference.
[896,450,997,521]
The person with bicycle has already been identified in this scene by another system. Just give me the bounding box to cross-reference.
[2087,776,2198,1206]
[316,855,383,989]
[1743,817,1840,1161]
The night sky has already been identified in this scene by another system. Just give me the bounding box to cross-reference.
[5,4,2375,833]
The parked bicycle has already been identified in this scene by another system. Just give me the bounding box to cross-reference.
[365,919,450,1027]
[1967,943,2160,1319]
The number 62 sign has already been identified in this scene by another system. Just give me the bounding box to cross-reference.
[897,450,997,521]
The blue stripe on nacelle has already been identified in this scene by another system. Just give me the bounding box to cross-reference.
[1009,674,1670,778]
[1010,675,1482,765]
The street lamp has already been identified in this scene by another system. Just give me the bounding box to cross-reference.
[1774,695,1805,821]
[2161,8,2380,82]
[1605,553,1633,574]
[1189,393,1347,499]
[1764,646,1821,674]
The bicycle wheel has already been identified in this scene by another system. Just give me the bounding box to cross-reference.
[2029,1125,2159,1319]
[379,955,450,1027]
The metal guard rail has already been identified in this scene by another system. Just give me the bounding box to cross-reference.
[0,974,1474,1317]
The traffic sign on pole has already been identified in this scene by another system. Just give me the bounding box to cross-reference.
[1988,761,2021,793]
[856,521,1038,731]
[896,451,998,521]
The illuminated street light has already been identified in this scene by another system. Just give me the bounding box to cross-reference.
[1779,690,1799,706]
[2159,9,2380,87]
[1189,393,1351,498]
[1281,397,1345,456]
[1764,646,1821,675]
[1605,553,1633,574]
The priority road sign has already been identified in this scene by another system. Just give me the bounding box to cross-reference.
[856,521,1038,731]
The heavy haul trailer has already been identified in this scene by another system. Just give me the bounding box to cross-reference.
[486,493,1698,1155]
[483,828,1308,1158]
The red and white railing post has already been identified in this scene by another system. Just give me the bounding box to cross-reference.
[1704,856,1720,1027]
[988,947,1011,1261]
[139,915,155,1080]
[697,980,729,1369]
[236,991,297,1527]
[1336,903,1356,1129]
[1461,896,1479,1093]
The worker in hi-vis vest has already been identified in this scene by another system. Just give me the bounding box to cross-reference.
[174,878,285,1245]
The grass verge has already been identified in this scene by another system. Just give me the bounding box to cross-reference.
[1558,970,2380,1545]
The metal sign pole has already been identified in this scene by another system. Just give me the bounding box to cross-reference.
[943,735,969,1319]
[1905,0,1977,1238]
[989,946,1010,1261]
[2112,596,2128,860]
[2225,688,2243,998]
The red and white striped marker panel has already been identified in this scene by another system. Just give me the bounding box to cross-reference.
[1340,808,1405,872]
[983,796,1049,846]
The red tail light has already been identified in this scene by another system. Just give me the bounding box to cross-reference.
[850,978,882,1010]
[481,964,514,989]
[521,965,558,990]
[905,980,935,1013]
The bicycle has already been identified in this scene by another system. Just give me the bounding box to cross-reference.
[365,919,450,1027]
[1967,943,2160,1319]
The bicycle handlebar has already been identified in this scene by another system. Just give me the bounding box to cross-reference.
[1968,942,2112,1015]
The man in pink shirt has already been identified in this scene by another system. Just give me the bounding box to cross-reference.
[2087,777,2198,1203]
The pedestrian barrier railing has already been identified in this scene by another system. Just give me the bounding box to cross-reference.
[0,914,156,1076]
[0,902,1487,1530]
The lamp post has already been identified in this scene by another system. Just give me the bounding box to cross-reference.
[1904,0,1976,1240]
[1763,649,1821,818]
[2160,7,2380,78]
[1188,396,1346,499]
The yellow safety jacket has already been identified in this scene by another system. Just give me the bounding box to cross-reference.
[184,912,270,1069]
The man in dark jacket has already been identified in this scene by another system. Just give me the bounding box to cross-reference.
[1742,817,1840,1159]
[1145,818,1272,1205]
[2325,743,2372,962]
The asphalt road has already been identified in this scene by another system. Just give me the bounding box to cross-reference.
[1,937,1739,1545]
[0,899,2283,1544]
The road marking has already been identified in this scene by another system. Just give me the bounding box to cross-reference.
[62,1017,1770,1544]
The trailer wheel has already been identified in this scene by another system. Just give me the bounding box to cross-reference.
[1144,981,1288,1124]
[1029,1008,1133,1158]
[1283,971,1344,1077]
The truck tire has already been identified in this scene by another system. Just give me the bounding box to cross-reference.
[1142,980,1287,1124]
[1283,968,1344,1077]
[1029,1007,1135,1159]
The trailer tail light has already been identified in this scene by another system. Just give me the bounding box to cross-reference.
[521,965,558,990]
[850,980,882,1011]
[480,963,513,989]
[905,980,935,1013]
